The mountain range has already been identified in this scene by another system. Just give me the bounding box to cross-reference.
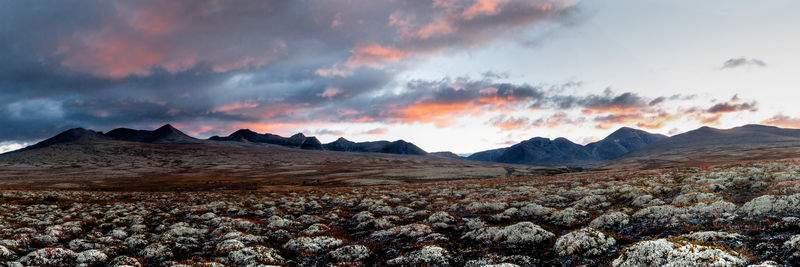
[3,123,800,190]
[16,124,429,156]
[7,123,800,171]
[467,127,667,167]
[0,124,561,190]
[607,124,800,169]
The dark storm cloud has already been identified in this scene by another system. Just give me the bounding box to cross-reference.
[0,0,579,142]
[319,76,693,127]
[720,57,767,69]
[706,101,758,113]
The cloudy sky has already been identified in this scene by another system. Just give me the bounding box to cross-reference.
[2,0,800,154]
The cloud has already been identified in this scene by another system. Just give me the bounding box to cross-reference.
[705,95,758,113]
[593,112,681,130]
[363,128,389,135]
[0,141,28,154]
[720,57,767,69]
[304,128,345,136]
[490,116,531,131]
[763,114,800,129]
[0,0,579,143]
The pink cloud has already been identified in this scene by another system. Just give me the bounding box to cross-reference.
[216,102,260,112]
[346,44,407,68]
[462,0,509,20]
[319,88,343,98]
[363,128,389,135]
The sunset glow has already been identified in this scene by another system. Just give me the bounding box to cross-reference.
[1,0,799,154]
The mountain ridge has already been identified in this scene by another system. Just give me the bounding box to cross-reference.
[13,124,430,157]
[467,127,667,167]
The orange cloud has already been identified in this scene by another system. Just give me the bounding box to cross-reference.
[350,116,376,122]
[216,102,260,112]
[594,112,681,130]
[763,115,800,129]
[346,44,407,68]
[462,0,509,20]
[185,125,216,136]
[394,102,482,127]
[414,19,455,39]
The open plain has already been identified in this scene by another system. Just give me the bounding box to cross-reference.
[1,160,799,266]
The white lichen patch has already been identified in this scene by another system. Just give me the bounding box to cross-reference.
[612,238,748,267]
[462,222,554,247]
[554,227,616,257]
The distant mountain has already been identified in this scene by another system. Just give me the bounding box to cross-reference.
[20,128,110,151]
[466,148,507,162]
[429,151,461,159]
[585,127,668,160]
[607,124,800,169]
[321,137,427,155]
[211,131,427,155]
[467,127,666,167]
[496,137,596,165]
[106,124,200,144]
[209,129,322,150]
[15,125,428,157]
[20,124,203,152]
[2,125,567,190]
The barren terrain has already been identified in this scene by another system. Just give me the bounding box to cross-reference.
[1,160,800,266]
[0,141,568,191]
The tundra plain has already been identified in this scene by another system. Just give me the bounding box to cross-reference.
[1,160,799,266]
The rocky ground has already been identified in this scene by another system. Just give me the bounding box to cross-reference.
[3,160,800,266]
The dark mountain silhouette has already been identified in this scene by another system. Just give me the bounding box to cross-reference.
[466,148,507,162]
[467,127,666,167]
[320,137,426,155]
[209,130,323,150]
[1,125,569,190]
[495,137,596,165]
[211,131,427,155]
[607,124,800,168]
[20,128,110,151]
[106,124,200,144]
[16,125,428,157]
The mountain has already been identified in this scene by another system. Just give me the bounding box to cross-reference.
[0,126,565,190]
[466,148,507,162]
[467,127,666,167]
[106,124,200,144]
[607,124,800,169]
[429,151,461,159]
[210,131,426,155]
[20,128,110,151]
[209,130,324,150]
[585,127,668,160]
[495,137,596,165]
[20,124,203,152]
[321,137,427,155]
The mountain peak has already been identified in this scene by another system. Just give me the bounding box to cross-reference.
[21,128,109,151]
[153,124,180,134]
[231,129,258,135]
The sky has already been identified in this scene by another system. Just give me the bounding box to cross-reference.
[2,0,800,154]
